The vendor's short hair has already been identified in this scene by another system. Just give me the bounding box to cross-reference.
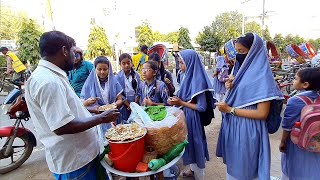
[39,31,76,57]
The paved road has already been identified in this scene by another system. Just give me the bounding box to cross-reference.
[0,68,282,179]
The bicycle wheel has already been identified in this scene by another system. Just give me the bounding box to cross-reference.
[0,134,34,174]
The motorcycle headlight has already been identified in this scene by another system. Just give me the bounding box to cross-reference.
[2,104,10,114]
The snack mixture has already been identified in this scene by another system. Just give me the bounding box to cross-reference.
[105,123,147,142]
[98,104,117,111]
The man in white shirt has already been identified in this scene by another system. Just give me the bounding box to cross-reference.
[25,31,119,180]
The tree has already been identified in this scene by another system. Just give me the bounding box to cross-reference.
[16,19,42,65]
[245,21,262,37]
[135,22,154,47]
[178,27,193,49]
[0,8,27,40]
[153,31,165,42]
[196,25,222,53]
[292,35,305,45]
[273,33,286,53]
[309,38,320,50]
[86,25,112,59]
[284,34,295,46]
[164,31,179,44]
[213,11,242,44]
[263,26,272,41]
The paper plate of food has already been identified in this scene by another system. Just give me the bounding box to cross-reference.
[98,103,117,112]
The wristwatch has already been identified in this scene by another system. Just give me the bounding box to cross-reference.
[230,107,236,115]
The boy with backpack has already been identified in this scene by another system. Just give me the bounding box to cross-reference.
[279,67,320,180]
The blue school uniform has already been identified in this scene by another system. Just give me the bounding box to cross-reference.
[115,70,141,121]
[139,79,169,105]
[213,56,228,100]
[216,34,283,180]
[281,90,320,180]
[177,49,216,169]
[81,61,123,132]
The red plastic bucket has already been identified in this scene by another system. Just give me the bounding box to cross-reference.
[108,132,146,172]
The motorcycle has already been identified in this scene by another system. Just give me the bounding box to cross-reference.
[0,86,37,174]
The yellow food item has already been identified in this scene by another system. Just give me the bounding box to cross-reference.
[105,123,146,142]
[98,104,117,111]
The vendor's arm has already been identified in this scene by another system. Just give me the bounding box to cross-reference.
[54,110,119,135]
[35,82,119,136]
[215,101,271,120]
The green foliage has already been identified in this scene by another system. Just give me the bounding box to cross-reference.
[214,11,242,44]
[135,22,154,47]
[16,19,42,65]
[178,27,193,49]
[152,31,179,44]
[309,38,320,50]
[0,8,27,40]
[292,35,305,45]
[263,26,272,41]
[245,21,262,37]
[273,33,286,53]
[196,25,222,52]
[86,25,112,59]
[0,55,6,68]
[153,31,165,42]
[164,31,179,44]
[284,34,295,46]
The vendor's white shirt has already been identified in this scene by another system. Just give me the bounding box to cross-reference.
[25,60,100,174]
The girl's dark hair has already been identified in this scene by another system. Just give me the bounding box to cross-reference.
[149,53,166,80]
[144,61,158,72]
[94,56,110,67]
[39,31,76,57]
[119,53,132,64]
[297,68,320,91]
[235,33,254,50]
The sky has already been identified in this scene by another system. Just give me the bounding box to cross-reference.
[6,0,320,48]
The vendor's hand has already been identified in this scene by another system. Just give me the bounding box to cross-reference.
[167,96,181,106]
[279,141,287,153]
[144,97,154,106]
[98,109,120,123]
[83,97,98,106]
[215,102,232,113]
[225,75,234,90]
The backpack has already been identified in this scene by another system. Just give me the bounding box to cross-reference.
[266,99,284,134]
[199,91,215,126]
[290,95,320,152]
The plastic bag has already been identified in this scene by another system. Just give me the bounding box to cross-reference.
[128,102,178,128]
[128,103,188,155]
